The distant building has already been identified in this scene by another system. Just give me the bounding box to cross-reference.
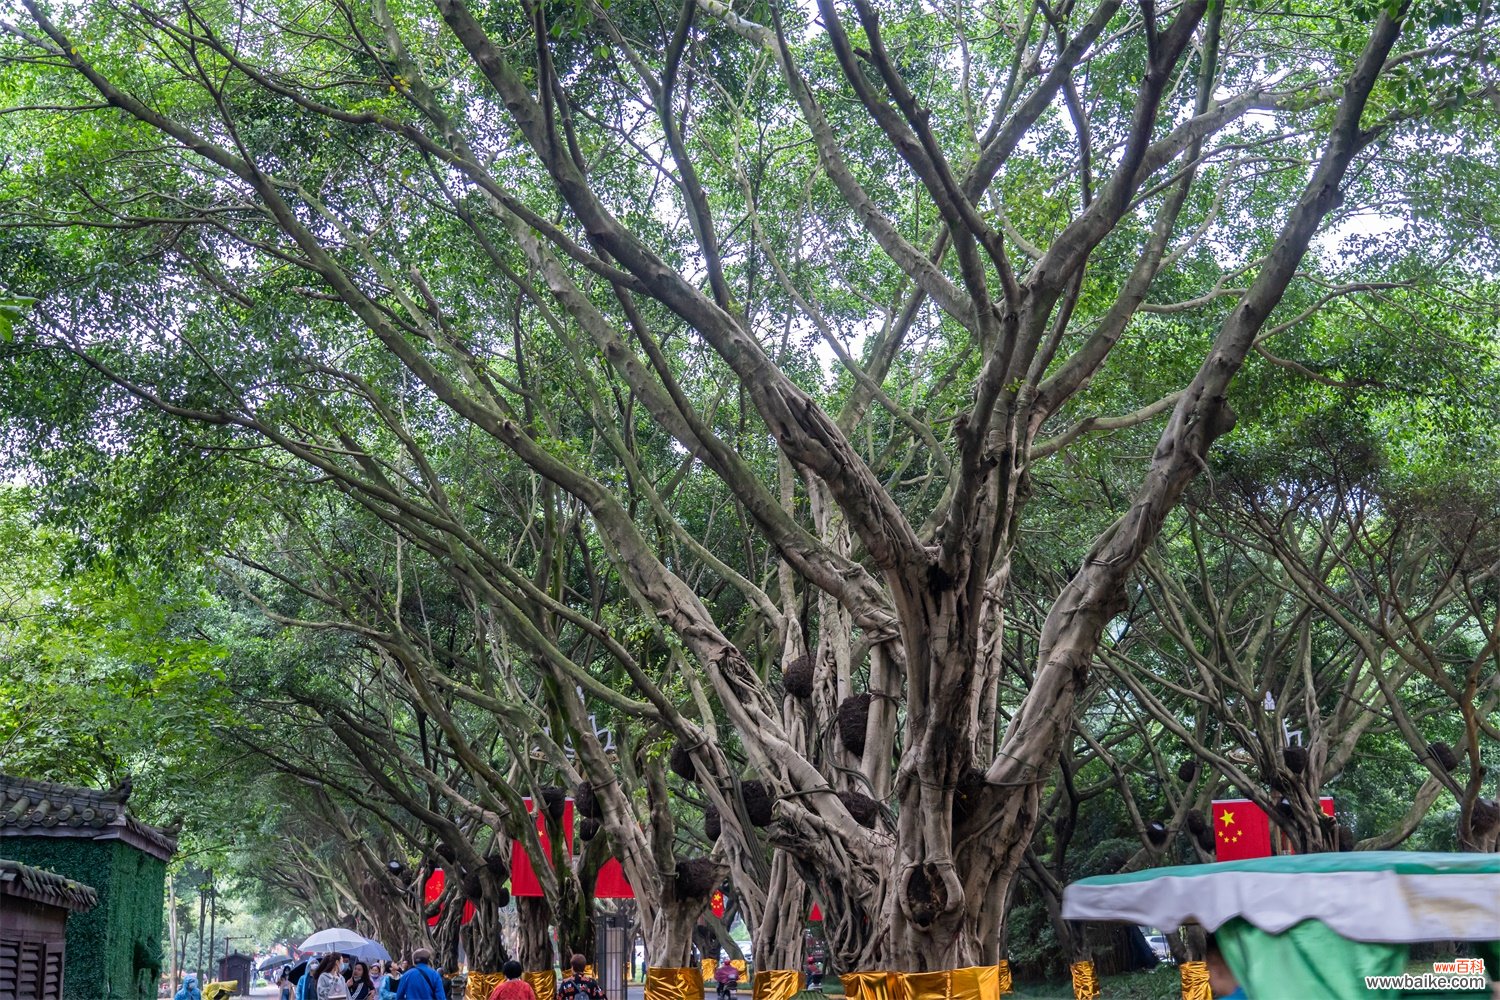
[218,952,253,995]
[0,773,178,1000]
[0,857,100,999]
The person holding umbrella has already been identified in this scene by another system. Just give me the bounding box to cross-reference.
[296,958,320,1000]
[316,955,351,1000]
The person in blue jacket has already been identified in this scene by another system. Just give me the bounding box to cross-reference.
[297,957,321,1000]
[378,960,404,1000]
[395,950,445,1000]
[175,974,202,1000]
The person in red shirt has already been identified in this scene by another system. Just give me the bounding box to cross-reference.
[486,963,536,1000]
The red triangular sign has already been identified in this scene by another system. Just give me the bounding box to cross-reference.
[595,857,634,899]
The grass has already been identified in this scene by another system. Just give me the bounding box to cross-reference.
[1007,967,1181,999]
[799,967,1181,1000]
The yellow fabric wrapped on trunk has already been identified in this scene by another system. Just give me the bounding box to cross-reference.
[1178,960,1211,1000]
[466,974,505,1000]
[840,967,999,1000]
[646,967,706,1000]
[947,964,997,1000]
[750,970,803,1000]
[841,971,902,1000]
[995,961,1013,996]
[524,971,557,1000]
[701,961,716,984]
[1068,961,1099,1000]
[904,970,951,1000]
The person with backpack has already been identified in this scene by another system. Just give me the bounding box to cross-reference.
[395,950,445,1000]
[557,954,606,1000]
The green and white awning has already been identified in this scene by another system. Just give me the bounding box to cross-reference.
[1061,852,1500,943]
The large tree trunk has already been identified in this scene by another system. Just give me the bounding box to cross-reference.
[517,898,555,972]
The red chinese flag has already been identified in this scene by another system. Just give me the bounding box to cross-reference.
[424,869,476,925]
[594,858,634,899]
[1319,796,1335,818]
[710,890,725,918]
[424,869,445,927]
[1212,798,1272,861]
[511,796,574,897]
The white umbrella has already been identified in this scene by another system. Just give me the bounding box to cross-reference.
[299,928,372,954]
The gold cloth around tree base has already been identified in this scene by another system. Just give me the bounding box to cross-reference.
[1178,960,1211,1000]
[995,960,1012,996]
[646,967,707,1000]
[750,970,804,1000]
[1068,960,1099,1000]
[840,966,1000,1000]
[465,973,505,1000]
[524,970,558,1000]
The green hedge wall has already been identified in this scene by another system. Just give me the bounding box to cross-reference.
[0,837,167,1000]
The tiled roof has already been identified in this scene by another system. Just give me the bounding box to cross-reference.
[0,772,178,861]
[0,857,99,911]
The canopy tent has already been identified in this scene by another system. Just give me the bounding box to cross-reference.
[1062,852,1500,999]
[1062,851,1500,942]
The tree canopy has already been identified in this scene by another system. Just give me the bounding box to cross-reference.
[1,0,1498,980]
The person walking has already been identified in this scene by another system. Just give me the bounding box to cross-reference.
[394,950,445,1000]
[378,962,403,1000]
[348,962,376,1000]
[298,958,321,1000]
[485,961,537,1000]
[278,966,293,1000]
[175,974,202,1000]
[316,955,352,1000]
[557,954,606,1000]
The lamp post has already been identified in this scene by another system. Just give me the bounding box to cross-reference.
[207,873,217,981]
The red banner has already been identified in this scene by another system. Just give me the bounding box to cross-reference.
[511,796,574,897]
[710,889,725,918]
[595,857,634,899]
[423,869,475,926]
[425,868,444,927]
